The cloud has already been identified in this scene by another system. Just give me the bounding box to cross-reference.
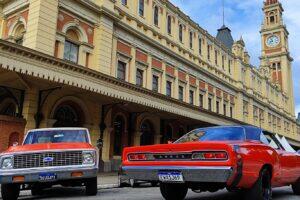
[171,0,300,116]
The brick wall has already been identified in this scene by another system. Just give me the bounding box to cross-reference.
[0,115,26,152]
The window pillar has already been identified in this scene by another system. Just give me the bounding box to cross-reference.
[129,46,137,84]
[161,62,167,95]
[146,54,153,90]
[174,69,179,99]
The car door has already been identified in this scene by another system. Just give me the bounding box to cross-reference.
[262,131,297,185]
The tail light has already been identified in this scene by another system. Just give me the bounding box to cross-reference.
[192,151,228,160]
[128,153,154,161]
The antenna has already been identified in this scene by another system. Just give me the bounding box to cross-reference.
[222,0,225,26]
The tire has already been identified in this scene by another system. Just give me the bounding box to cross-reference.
[151,182,158,187]
[292,178,300,195]
[129,179,138,188]
[160,183,188,200]
[1,184,20,200]
[244,168,272,200]
[85,177,98,196]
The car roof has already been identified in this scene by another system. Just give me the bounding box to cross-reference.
[28,127,89,132]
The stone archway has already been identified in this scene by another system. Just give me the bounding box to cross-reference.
[52,101,85,127]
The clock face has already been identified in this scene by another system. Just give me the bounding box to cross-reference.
[266,35,280,47]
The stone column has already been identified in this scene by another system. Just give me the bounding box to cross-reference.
[133,131,142,146]
[23,88,38,133]
[94,15,114,75]
[154,134,162,144]
[24,0,59,55]
[129,46,136,84]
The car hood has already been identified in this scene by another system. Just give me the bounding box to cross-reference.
[1,143,95,155]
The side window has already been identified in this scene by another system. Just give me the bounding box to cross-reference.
[262,131,282,150]
[245,127,261,141]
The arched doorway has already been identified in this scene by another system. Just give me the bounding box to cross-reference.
[53,102,84,127]
[8,132,20,147]
[113,115,125,156]
[140,120,154,146]
[165,124,173,143]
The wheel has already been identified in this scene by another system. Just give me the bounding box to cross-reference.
[85,177,98,196]
[244,168,272,200]
[292,178,300,195]
[129,179,139,188]
[160,183,188,200]
[151,182,158,187]
[1,184,20,200]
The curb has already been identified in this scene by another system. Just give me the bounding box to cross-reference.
[97,184,119,189]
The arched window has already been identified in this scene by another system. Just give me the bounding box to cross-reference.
[153,6,159,26]
[113,116,125,156]
[269,12,276,24]
[53,103,83,127]
[179,24,183,43]
[140,120,154,146]
[167,15,172,35]
[14,24,26,45]
[0,102,17,117]
[64,29,80,63]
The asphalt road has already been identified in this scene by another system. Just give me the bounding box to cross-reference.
[5,186,297,200]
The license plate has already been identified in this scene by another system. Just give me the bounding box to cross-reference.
[39,173,57,182]
[158,172,184,183]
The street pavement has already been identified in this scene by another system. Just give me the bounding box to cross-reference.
[3,186,297,200]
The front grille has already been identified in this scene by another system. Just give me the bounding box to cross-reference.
[153,153,192,160]
[13,151,83,169]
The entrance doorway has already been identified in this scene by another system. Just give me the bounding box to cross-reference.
[113,115,125,156]
[140,120,154,146]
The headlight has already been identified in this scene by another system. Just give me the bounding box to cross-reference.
[82,152,95,165]
[1,156,13,169]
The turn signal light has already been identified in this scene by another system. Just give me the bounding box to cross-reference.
[128,153,154,161]
[71,172,83,177]
[128,153,147,161]
[192,151,228,160]
[13,176,25,183]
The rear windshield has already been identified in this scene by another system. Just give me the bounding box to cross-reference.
[175,127,245,143]
[24,130,89,144]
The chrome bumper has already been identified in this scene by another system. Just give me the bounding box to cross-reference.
[0,166,98,184]
[122,166,234,183]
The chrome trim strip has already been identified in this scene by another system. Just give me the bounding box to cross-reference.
[0,165,98,176]
[1,164,97,174]
[122,166,232,170]
[0,149,95,156]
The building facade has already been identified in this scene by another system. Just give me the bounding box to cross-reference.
[0,0,299,171]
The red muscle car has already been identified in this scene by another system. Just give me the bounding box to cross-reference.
[122,126,300,200]
[0,128,98,200]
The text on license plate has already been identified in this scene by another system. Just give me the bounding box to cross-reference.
[158,172,184,182]
[39,173,57,181]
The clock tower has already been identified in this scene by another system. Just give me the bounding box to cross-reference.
[260,0,295,115]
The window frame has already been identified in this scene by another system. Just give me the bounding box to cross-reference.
[63,40,79,63]
[138,0,144,16]
[117,60,127,81]
[153,6,159,27]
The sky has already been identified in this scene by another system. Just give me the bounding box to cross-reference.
[170,0,300,117]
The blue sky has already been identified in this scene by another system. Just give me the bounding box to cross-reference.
[170,0,300,117]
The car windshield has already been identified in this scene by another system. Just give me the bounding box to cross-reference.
[175,127,245,143]
[24,130,89,144]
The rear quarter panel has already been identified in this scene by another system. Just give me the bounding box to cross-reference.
[237,142,280,188]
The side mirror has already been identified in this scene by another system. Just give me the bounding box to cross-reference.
[12,142,19,147]
[97,139,103,149]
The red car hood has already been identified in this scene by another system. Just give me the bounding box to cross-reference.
[2,143,95,155]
